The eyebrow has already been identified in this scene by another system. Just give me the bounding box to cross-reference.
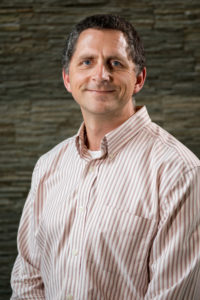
[77,54,129,64]
[77,55,95,61]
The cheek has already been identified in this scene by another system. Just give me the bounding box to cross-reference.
[127,75,136,91]
[72,74,89,90]
[120,76,136,93]
[117,72,136,85]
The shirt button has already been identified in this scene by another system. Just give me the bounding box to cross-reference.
[79,206,84,212]
[89,166,95,173]
[67,295,73,300]
[109,153,115,160]
[73,249,79,256]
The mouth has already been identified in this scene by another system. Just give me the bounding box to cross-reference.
[86,89,115,94]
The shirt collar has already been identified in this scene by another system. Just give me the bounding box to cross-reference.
[75,106,151,160]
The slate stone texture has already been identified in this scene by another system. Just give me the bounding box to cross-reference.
[0,0,200,298]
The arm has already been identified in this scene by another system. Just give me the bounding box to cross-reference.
[11,161,45,300]
[144,167,200,300]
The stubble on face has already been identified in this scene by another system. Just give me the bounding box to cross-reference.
[65,29,139,120]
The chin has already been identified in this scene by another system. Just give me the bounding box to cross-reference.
[85,106,111,115]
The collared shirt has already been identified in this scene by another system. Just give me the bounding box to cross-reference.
[11,106,200,300]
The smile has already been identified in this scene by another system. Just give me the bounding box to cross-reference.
[86,89,115,93]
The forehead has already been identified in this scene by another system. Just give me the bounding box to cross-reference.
[73,28,130,59]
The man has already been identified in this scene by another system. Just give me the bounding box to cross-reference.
[11,14,200,300]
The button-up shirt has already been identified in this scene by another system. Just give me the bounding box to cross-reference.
[11,106,200,300]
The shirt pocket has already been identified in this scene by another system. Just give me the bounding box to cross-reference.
[85,205,157,279]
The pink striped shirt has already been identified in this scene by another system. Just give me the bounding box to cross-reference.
[11,106,200,300]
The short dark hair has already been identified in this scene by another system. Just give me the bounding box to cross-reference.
[62,14,145,74]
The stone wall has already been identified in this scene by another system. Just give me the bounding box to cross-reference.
[0,0,200,298]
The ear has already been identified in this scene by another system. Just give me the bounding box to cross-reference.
[62,69,72,93]
[133,67,146,95]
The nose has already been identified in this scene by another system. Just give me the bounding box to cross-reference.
[92,62,111,82]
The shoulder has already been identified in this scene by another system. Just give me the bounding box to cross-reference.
[144,121,200,171]
[31,135,76,185]
[39,135,75,164]
[141,122,200,197]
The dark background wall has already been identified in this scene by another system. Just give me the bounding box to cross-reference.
[1,0,200,298]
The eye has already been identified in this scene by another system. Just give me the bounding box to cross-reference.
[111,60,121,67]
[83,59,91,66]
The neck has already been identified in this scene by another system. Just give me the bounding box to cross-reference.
[82,107,136,151]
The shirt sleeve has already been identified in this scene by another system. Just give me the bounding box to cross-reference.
[144,166,200,300]
[10,160,45,300]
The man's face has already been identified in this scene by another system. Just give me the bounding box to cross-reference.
[63,29,146,119]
